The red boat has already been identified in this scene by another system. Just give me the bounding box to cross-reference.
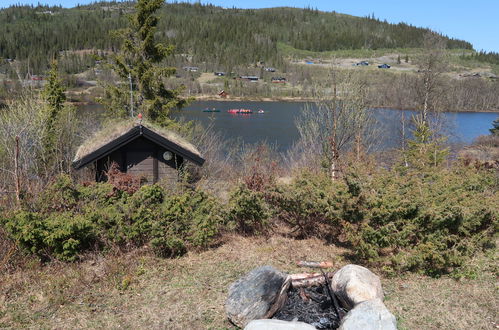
[228,108,253,114]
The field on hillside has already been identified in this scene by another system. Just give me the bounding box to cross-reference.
[1,235,497,329]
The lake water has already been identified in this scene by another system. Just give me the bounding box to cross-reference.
[179,101,499,151]
[80,101,499,152]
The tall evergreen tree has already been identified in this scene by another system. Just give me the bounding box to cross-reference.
[100,0,186,126]
[42,60,66,163]
[490,117,499,136]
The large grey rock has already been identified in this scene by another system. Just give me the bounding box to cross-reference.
[339,299,397,330]
[245,319,316,330]
[226,266,287,327]
[331,264,383,310]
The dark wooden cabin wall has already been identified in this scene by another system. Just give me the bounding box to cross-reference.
[95,136,184,184]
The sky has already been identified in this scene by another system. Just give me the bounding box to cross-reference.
[1,0,497,52]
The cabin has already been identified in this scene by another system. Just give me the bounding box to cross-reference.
[214,72,226,76]
[264,67,276,72]
[239,75,259,82]
[271,77,286,83]
[72,122,204,184]
[183,66,199,72]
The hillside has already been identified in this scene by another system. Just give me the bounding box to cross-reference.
[0,1,473,74]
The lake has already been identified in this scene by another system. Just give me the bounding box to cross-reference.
[180,101,499,151]
[80,101,499,152]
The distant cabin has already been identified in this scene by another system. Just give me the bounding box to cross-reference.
[271,77,286,83]
[72,122,204,184]
[183,66,199,72]
[239,75,259,81]
[214,71,226,76]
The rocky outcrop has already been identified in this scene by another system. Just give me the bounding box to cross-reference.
[331,264,383,310]
[225,266,287,328]
[339,298,397,330]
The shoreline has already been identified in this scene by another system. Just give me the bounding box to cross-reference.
[187,95,499,113]
[69,97,499,114]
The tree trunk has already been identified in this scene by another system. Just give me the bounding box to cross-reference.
[14,136,21,204]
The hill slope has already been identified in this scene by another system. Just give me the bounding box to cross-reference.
[0,1,473,74]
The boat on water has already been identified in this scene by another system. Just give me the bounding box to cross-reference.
[257,109,265,114]
[228,108,253,114]
[202,108,220,112]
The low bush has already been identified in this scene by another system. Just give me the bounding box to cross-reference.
[340,165,498,276]
[1,176,224,261]
[3,211,96,261]
[268,170,347,239]
[227,184,271,234]
[1,163,496,277]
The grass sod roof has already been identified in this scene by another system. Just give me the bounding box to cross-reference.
[73,120,204,168]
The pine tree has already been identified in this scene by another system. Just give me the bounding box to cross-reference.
[405,117,448,169]
[41,60,66,163]
[490,117,499,136]
[100,0,187,126]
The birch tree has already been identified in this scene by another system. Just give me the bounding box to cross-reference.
[296,68,377,179]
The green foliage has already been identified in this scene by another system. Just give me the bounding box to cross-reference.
[38,63,79,175]
[42,61,66,113]
[490,117,499,136]
[227,184,271,234]
[0,163,496,278]
[341,165,498,276]
[460,50,499,66]
[100,0,187,126]
[1,178,223,261]
[0,3,472,75]
[2,211,95,261]
[405,119,449,169]
[39,174,80,212]
[269,171,346,239]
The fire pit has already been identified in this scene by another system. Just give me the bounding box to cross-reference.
[272,281,345,329]
[225,264,397,330]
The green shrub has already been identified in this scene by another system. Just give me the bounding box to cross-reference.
[1,179,224,261]
[2,211,96,261]
[269,171,347,239]
[39,174,80,212]
[151,189,222,256]
[227,184,271,234]
[342,166,498,276]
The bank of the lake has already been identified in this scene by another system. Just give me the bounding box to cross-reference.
[188,95,499,113]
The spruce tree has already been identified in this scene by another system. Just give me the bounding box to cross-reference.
[100,0,187,126]
[41,60,66,164]
[490,117,499,136]
[405,118,448,169]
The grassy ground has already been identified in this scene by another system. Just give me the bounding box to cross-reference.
[0,235,497,329]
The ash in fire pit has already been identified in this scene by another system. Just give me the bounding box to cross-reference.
[272,282,346,329]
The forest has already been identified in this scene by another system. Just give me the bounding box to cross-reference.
[0,1,474,74]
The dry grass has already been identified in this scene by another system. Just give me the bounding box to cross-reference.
[0,235,497,329]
